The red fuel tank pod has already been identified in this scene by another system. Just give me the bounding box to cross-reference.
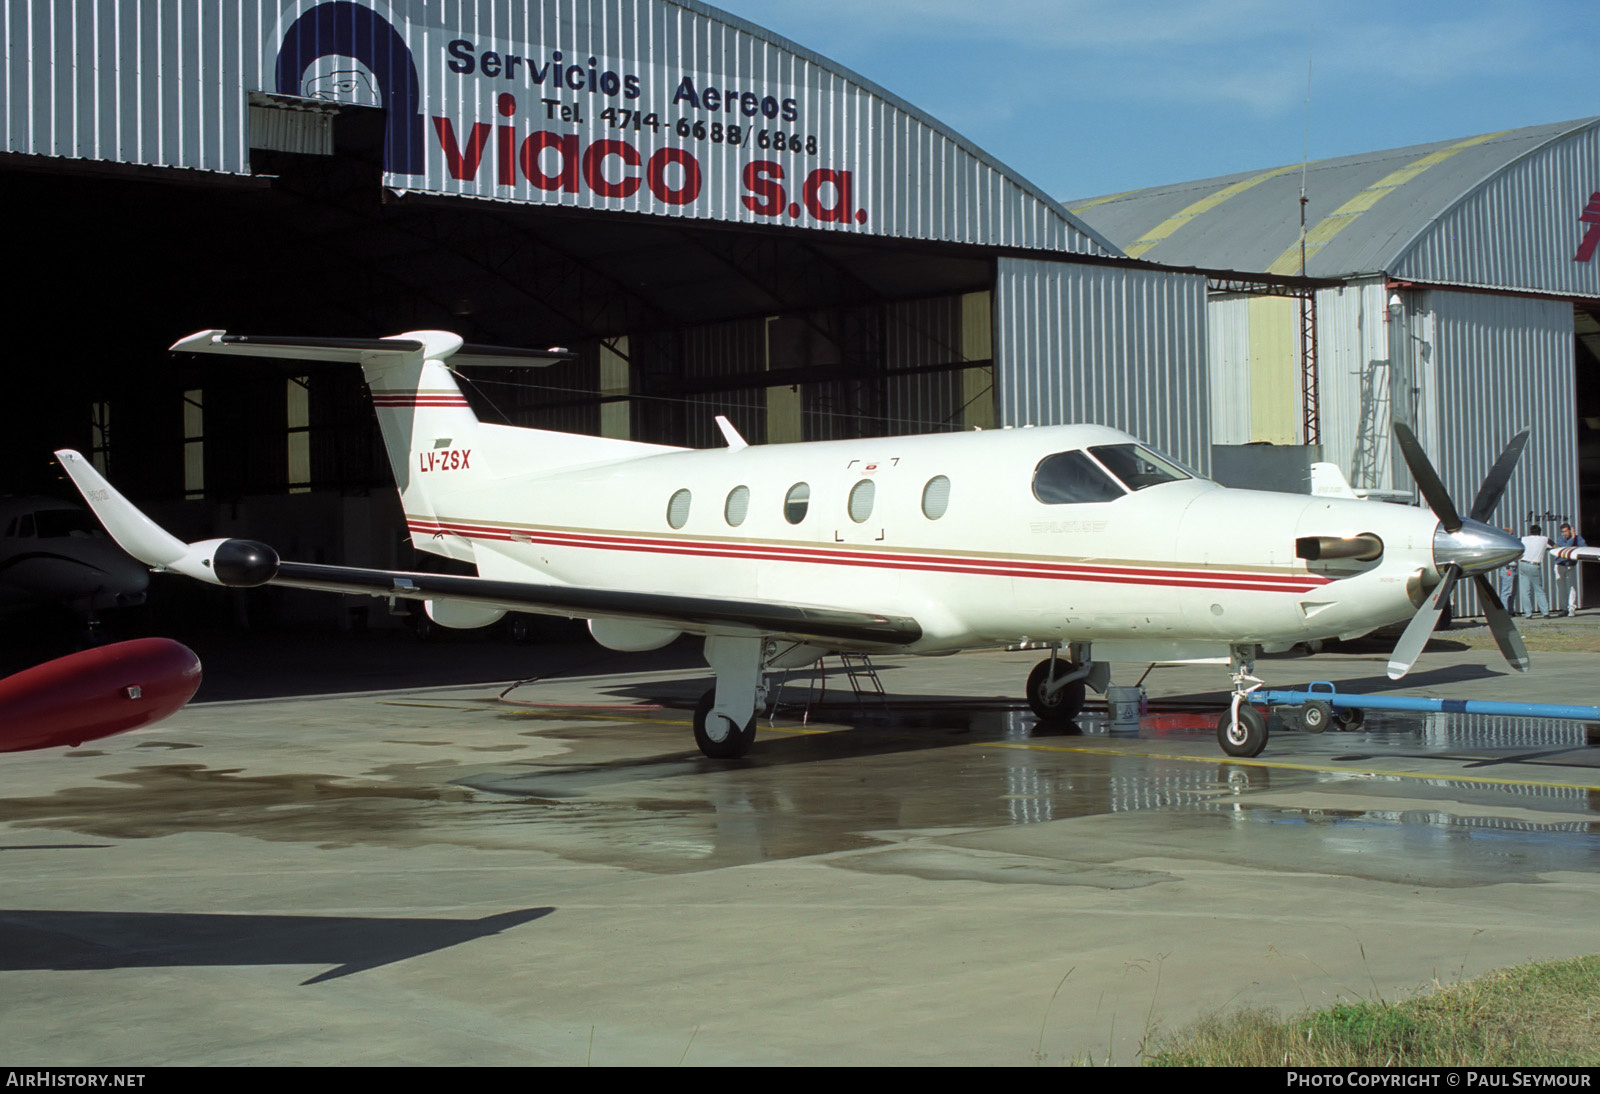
[0,638,202,752]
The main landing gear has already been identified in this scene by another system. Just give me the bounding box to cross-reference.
[1216,644,1268,757]
[691,634,773,760]
[693,688,758,758]
[1025,646,1107,724]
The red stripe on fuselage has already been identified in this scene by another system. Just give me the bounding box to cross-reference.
[373,397,470,407]
[405,519,1332,594]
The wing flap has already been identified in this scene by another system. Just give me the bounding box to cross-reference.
[270,560,923,647]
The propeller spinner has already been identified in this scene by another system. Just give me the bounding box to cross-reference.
[1387,424,1529,680]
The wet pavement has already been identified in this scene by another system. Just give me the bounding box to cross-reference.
[3,640,1600,1064]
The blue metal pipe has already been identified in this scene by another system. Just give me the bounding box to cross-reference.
[1254,681,1600,722]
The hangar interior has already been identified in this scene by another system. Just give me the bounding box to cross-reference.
[8,151,1003,494]
[6,153,1012,626]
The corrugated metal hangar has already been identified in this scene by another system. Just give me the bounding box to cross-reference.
[3,0,1596,626]
[1072,118,1600,611]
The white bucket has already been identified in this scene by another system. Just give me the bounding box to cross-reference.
[1105,685,1145,727]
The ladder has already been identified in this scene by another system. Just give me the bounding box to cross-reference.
[770,654,886,724]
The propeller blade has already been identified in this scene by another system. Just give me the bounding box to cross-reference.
[1472,573,1531,674]
[1467,428,1530,525]
[1393,423,1462,533]
[1386,564,1460,680]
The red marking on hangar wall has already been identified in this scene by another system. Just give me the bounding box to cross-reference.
[430,94,866,225]
[1577,191,1600,263]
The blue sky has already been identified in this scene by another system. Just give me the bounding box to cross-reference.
[706,0,1596,200]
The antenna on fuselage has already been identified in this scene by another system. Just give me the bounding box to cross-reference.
[714,415,749,450]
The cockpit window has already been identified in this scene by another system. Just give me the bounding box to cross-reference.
[34,510,99,538]
[1032,451,1125,505]
[1088,444,1190,492]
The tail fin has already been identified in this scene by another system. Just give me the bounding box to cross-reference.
[169,330,676,558]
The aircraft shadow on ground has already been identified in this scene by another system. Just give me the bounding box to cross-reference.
[481,680,1070,794]
[0,906,552,984]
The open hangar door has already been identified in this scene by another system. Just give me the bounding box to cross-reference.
[3,145,997,635]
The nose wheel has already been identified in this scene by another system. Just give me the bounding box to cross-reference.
[1217,652,1268,756]
[1217,704,1268,756]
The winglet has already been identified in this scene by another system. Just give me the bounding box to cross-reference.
[52,450,273,585]
[53,450,189,567]
[714,416,748,451]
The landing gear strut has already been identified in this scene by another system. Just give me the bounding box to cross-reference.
[1216,644,1269,757]
[1027,657,1086,722]
[1025,646,1106,723]
[693,634,769,759]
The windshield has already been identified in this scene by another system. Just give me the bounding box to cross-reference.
[1032,451,1126,505]
[1088,444,1190,492]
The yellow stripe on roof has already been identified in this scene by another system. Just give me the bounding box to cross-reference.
[1266,130,1509,275]
[1113,165,1302,258]
[1067,189,1140,215]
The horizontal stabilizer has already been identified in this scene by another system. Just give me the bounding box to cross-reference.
[171,330,575,368]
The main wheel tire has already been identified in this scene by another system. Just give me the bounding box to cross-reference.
[1334,706,1366,731]
[1299,699,1333,734]
[1026,658,1086,722]
[693,689,757,759]
[1217,705,1268,757]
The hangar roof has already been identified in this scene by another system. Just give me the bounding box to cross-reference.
[1069,117,1600,298]
[3,0,1117,258]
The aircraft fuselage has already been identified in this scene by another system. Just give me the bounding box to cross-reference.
[405,423,1436,657]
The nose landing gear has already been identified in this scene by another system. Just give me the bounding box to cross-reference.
[1217,644,1269,757]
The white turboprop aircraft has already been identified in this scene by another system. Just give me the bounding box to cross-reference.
[55,330,1533,758]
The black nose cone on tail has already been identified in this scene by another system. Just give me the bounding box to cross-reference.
[211,539,280,587]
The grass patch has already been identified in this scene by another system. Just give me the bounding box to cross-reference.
[1146,955,1600,1066]
[1441,621,1600,654]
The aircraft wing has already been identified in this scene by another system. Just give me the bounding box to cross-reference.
[262,560,919,645]
[52,450,921,649]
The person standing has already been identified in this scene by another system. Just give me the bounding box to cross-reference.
[1499,526,1519,612]
[1554,522,1586,616]
[1520,524,1552,618]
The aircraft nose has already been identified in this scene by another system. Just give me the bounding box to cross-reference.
[1432,519,1524,576]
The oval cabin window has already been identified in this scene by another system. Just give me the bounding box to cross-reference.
[921,475,951,519]
[725,485,750,527]
[784,483,810,524]
[847,479,875,523]
[667,489,692,529]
